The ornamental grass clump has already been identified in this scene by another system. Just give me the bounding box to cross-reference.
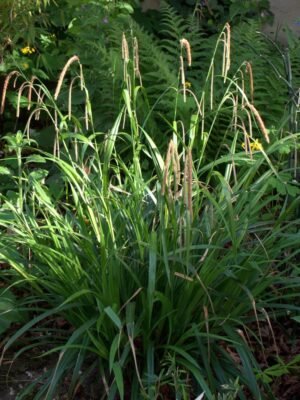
[1,127,299,399]
[0,23,299,400]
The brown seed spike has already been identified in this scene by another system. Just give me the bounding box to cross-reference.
[54,55,81,100]
[122,33,129,63]
[133,37,142,86]
[246,61,254,104]
[28,75,38,110]
[68,76,80,121]
[246,103,270,144]
[1,71,20,114]
[161,140,174,196]
[17,81,28,118]
[225,23,231,73]
[184,148,193,220]
[172,145,180,195]
[180,38,192,67]
[180,55,187,103]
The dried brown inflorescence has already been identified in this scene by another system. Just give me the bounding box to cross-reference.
[161,139,181,199]
[122,33,130,88]
[68,76,81,121]
[180,38,192,67]
[27,75,38,111]
[222,23,231,81]
[16,81,28,118]
[184,147,193,220]
[54,55,82,101]
[246,102,270,143]
[246,61,254,104]
[133,37,142,86]
[122,33,129,64]
[162,139,174,196]
[225,22,231,73]
[180,55,187,102]
[179,38,192,103]
[1,70,20,114]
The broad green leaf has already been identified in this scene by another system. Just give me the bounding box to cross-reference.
[0,167,11,175]
[104,306,122,330]
[26,155,46,164]
[112,362,124,400]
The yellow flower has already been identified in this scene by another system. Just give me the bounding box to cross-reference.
[21,46,36,55]
[184,81,192,88]
[21,47,28,55]
[251,139,263,151]
[21,62,29,70]
[242,139,263,152]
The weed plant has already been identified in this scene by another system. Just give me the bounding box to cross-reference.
[0,25,299,400]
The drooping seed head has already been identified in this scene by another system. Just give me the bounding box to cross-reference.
[17,81,30,118]
[225,22,231,73]
[1,71,20,114]
[54,55,81,100]
[133,37,142,86]
[246,102,270,143]
[180,38,192,67]
[27,75,38,110]
[180,55,187,103]
[246,61,254,104]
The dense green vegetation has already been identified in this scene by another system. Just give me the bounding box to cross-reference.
[0,1,299,399]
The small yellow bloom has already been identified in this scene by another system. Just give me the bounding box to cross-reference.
[21,46,36,55]
[184,81,192,88]
[21,62,29,70]
[251,139,263,151]
[242,139,263,152]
